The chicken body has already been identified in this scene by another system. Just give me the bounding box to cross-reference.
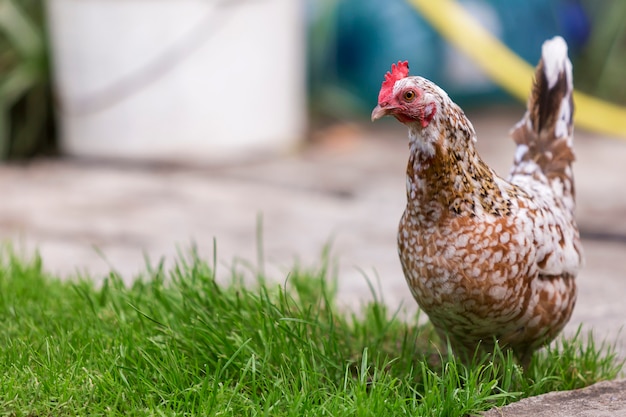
[372,37,582,365]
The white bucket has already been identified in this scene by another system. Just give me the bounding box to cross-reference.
[46,0,306,162]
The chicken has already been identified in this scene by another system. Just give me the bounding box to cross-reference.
[371,36,582,366]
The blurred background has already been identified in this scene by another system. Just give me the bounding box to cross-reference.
[0,0,624,160]
[0,0,625,351]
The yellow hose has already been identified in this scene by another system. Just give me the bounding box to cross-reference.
[407,0,626,138]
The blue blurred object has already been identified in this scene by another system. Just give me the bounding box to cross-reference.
[308,0,590,114]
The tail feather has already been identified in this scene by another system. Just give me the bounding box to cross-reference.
[509,36,576,208]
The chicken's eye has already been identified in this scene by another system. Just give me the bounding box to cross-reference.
[403,90,416,102]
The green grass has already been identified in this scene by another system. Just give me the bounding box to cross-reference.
[0,247,622,416]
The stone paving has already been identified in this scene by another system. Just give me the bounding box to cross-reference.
[0,108,625,361]
[483,379,626,417]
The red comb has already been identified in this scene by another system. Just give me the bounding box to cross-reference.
[378,61,409,103]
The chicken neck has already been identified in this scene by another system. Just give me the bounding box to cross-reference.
[404,122,514,224]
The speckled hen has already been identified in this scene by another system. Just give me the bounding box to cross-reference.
[371,36,582,366]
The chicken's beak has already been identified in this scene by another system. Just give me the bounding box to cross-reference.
[371,104,390,122]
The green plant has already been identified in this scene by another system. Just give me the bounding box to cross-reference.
[0,246,622,415]
[0,0,55,159]
[575,1,626,106]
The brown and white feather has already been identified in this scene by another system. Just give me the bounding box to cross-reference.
[373,36,582,365]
